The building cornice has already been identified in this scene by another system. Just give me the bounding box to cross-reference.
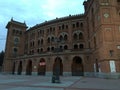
[27,14,85,31]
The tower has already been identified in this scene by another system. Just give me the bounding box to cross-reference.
[3,18,27,73]
[84,0,120,78]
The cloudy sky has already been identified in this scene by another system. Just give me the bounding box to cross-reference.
[0,0,85,52]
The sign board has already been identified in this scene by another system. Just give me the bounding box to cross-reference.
[39,62,46,66]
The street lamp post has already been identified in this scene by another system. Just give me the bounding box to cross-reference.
[52,37,61,83]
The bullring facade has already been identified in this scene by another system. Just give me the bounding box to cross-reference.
[3,0,120,78]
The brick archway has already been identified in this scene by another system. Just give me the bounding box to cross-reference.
[37,58,46,75]
[53,57,63,76]
[17,61,22,75]
[26,60,32,75]
[72,56,84,76]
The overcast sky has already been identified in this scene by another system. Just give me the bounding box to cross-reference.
[0,0,85,52]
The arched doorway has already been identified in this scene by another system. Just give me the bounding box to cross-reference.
[53,57,63,76]
[38,58,46,75]
[12,62,15,75]
[26,60,32,75]
[72,56,84,76]
[17,61,22,75]
[95,59,99,72]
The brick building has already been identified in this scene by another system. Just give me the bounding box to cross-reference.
[3,0,120,78]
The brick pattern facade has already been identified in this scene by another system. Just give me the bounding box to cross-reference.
[3,0,120,78]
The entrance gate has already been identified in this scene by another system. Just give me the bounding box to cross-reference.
[72,56,84,76]
[26,60,32,75]
[17,61,22,75]
[38,58,46,75]
[53,57,63,76]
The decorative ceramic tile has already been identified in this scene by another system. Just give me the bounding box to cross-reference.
[104,13,109,18]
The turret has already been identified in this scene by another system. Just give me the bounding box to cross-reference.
[3,18,27,73]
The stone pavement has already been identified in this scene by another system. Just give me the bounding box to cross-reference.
[0,74,120,90]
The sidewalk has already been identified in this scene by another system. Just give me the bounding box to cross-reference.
[0,74,120,90]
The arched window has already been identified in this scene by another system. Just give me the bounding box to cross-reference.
[51,47,54,51]
[47,47,50,51]
[64,35,68,41]
[66,25,68,29]
[59,35,63,41]
[60,46,63,49]
[19,31,22,35]
[74,44,78,49]
[37,49,40,53]
[47,37,50,43]
[41,39,43,45]
[14,38,19,42]
[79,44,84,49]
[80,23,83,28]
[38,40,40,46]
[64,45,68,50]
[14,37,19,45]
[76,22,79,27]
[41,48,43,52]
[73,24,75,28]
[59,26,61,30]
[73,33,78,40]
[13,29,15,34]
[50,27,52,32]
[62,24,64,29]
[33,41,34,47]
[14,48,18,53]
[51,37,54,42]
[73,57,82,64]
[79,33,83,39]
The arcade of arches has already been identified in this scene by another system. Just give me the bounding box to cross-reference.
[12,56,84,76]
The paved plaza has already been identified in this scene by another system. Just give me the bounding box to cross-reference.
[0,74,120,90]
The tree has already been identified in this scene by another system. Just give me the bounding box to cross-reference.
[0,51,4,66]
